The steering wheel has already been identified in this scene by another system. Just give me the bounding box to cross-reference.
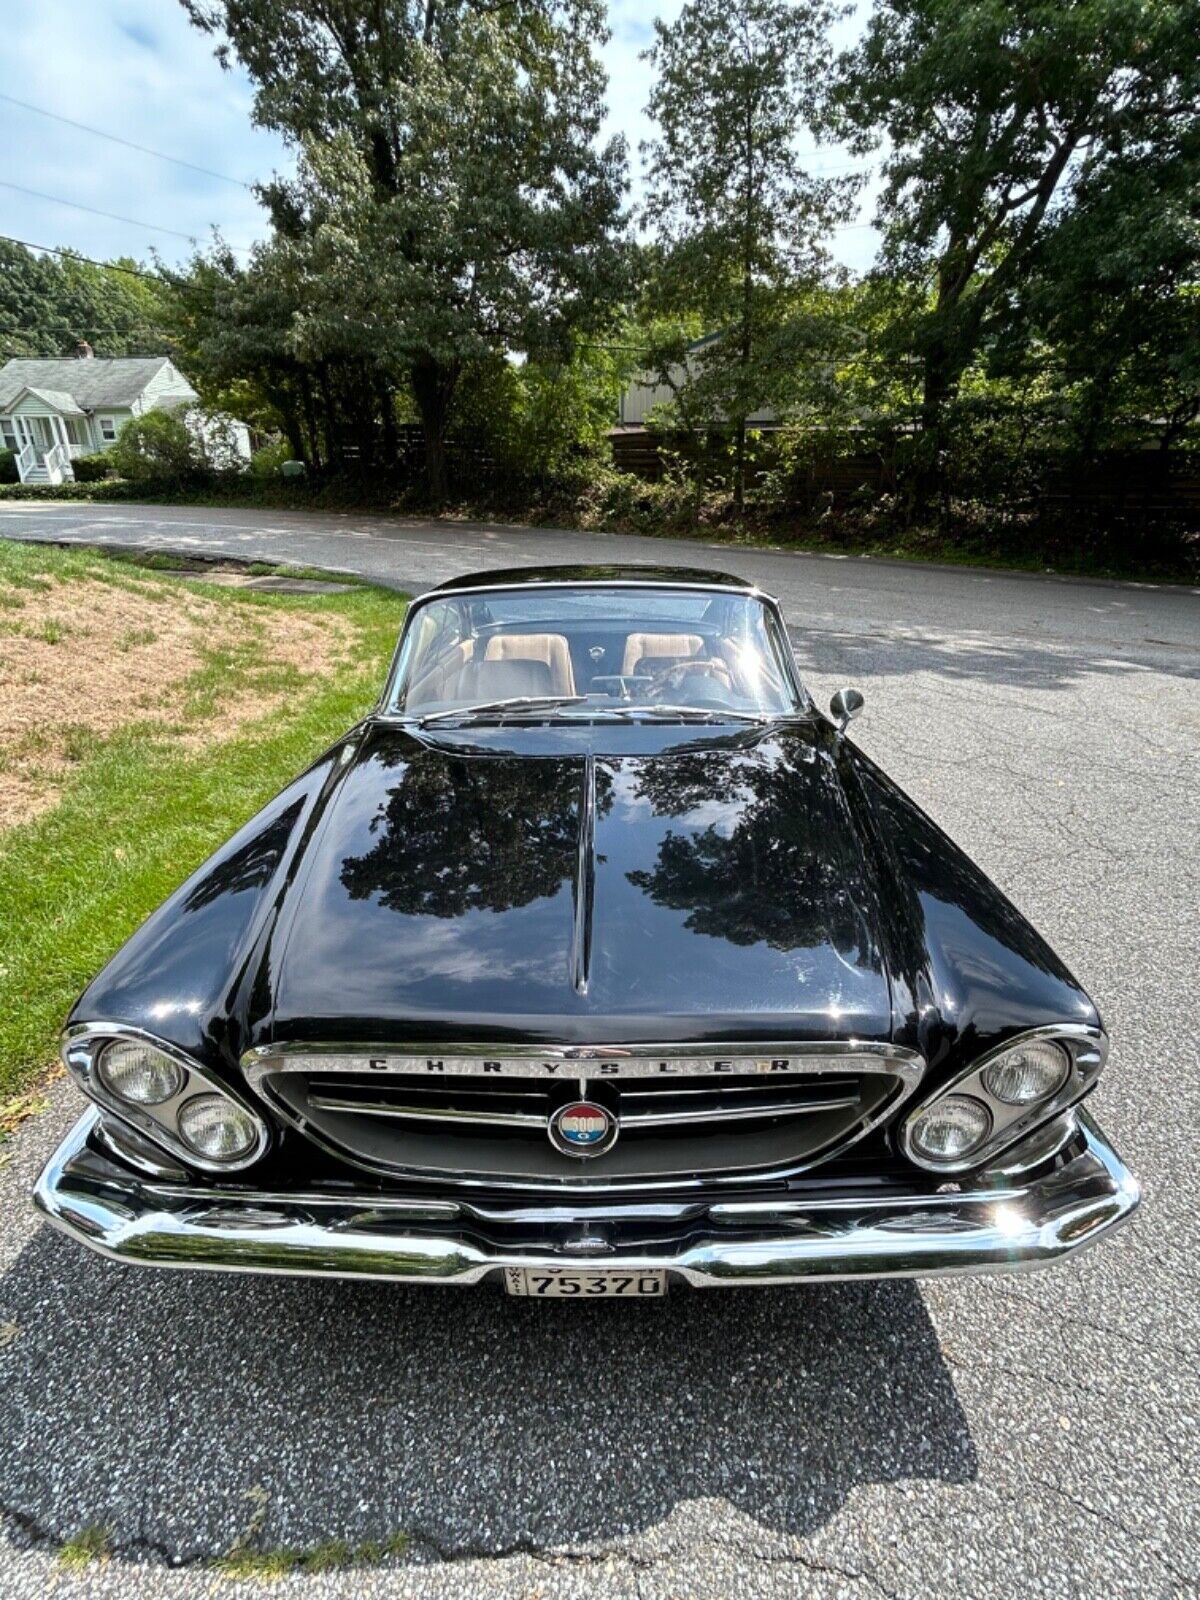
[646,659,733,699]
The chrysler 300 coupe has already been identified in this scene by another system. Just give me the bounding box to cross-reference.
[34,565,1140,1296]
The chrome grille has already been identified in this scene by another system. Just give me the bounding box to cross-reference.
[246,1044,924,1191]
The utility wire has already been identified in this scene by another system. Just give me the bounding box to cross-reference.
[0,325,172,337]
[0,91,253,189]
[0,234,167,281]
[0,180,253,253]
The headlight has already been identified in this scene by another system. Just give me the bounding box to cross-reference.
[982,1040,1070,1105]
[62,1025,268,1173]
[177,1095,260,1163]
[96,1039,185,1106]
[901,1026,1107,1173]
[908,1095,992,1161]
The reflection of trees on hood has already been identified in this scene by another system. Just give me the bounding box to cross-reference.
[340,754,611,918]
[627,748,876,961]
[183,802,302,911]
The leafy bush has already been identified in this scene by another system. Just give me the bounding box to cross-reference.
[0,448,17,484]
[250,438,295,478]
[106,406,247,486]
[71,450,117,483]
[108,410,203,485]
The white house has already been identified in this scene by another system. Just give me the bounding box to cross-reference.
[618,332,778,428]
[0,351,250,484]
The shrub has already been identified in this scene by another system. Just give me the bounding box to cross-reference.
[250,438,295,478]
[71,450,117,483]
[106,405,249,485]
[0,448,17,484]
[109,410,203,486]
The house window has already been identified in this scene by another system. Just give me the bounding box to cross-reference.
[98,417,117,443]
[1,421,16,452]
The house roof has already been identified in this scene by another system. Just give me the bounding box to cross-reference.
[11,385,87,415]
[0,357,189,413]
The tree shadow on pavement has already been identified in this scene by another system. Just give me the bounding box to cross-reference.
[0,1229,975,1565]
[789,621,1200,695]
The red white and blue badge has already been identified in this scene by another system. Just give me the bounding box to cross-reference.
[549,1100,618,1158]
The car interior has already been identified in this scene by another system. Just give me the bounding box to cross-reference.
[399,599,793,715]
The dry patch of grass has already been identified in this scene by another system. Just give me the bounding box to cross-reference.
[0,539,406,1105]
[0,570,354,828]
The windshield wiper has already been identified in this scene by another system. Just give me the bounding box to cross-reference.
[601,704,769,724]
[415,695,587,725]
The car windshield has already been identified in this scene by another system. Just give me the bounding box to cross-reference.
[387,585,804,721]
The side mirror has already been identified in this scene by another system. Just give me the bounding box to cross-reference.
[829,686,865,734]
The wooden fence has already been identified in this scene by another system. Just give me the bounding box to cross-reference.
[608,427,1200,525]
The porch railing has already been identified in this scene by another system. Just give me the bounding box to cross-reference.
[43,442,72,483]
[16,442,36,481]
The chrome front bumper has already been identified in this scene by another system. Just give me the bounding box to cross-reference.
[32,1107,1140,1287]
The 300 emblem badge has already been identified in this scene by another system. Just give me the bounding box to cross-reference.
[548,1100,618,1158]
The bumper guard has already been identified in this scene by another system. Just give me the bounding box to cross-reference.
[32,1107,1140,1287]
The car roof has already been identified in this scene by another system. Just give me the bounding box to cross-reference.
[428,562,757,595]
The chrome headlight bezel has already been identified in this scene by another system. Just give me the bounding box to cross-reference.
[900,1024,1108,1174]
[61,1022,270,1173]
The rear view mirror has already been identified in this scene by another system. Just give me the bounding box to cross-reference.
[830,687,865,733]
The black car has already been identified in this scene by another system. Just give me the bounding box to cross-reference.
[34,565,1140,1297]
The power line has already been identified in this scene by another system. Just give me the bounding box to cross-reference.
[0,234,164,281]
[0,180,253,253]
[0,91,253,190]
[0,325,171,336]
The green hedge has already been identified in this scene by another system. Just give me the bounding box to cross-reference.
[0,480,139,501]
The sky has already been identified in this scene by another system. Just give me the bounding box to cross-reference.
[0,0,881,277]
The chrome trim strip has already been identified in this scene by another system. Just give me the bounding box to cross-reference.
[623,1095,861,1127]
[33,1107,1142,1285]
[308,1094,546,1128]
[307,1090,861,1128]
[570,753,596,996]
[243,1040,921,1081]
[900,1024,1107,1175]
[242,1040,924,1192]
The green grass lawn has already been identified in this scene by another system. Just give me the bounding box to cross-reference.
[0,539,406,1112]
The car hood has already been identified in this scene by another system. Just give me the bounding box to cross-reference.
[260,721,893,1047]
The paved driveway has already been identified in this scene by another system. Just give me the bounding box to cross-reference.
[1,503,1197,1599]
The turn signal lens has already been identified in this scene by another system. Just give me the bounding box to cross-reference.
[96,1039,185,1106]
[908,1095,992,1162]
[982,1040,1071,1105]
[177,1094,259,1162]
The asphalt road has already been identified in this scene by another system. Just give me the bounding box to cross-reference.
[1,502,1198,1600]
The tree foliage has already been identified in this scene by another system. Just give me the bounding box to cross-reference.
[2,1,1194,551]
[181,0,629,499]
[830,0,1200,499]
[0,240,172,359]
[639,0,855,507]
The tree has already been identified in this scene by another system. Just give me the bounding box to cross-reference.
[0,239,172,359]
[181,0,628,502]
[640,0,854,511]
[832,0,1200,505]
[997,146,1200,455]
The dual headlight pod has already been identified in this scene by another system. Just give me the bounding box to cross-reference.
[64,1028,266,1172]
[903,1028,1106,1173]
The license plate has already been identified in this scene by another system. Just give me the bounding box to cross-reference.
[504,1267,667,1298]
